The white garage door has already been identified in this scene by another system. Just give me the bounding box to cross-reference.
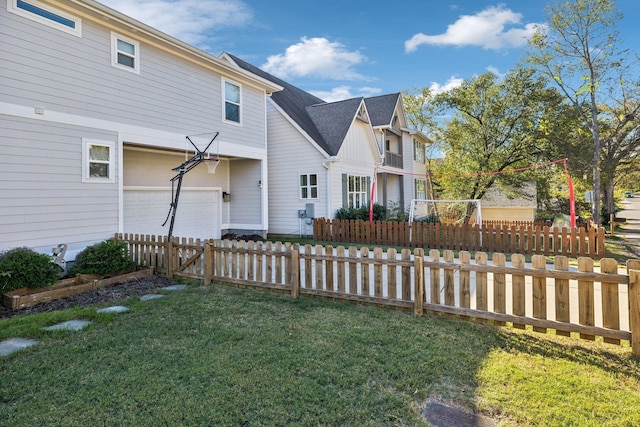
[124,188,221,239]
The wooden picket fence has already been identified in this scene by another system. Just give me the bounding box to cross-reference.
[313,218,606,259]
[115,234,640,355]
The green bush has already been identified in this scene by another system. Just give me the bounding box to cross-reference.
[0,247,61,293]
[335,203,386,221]
[414,213,440,223]
[68,239,136,277]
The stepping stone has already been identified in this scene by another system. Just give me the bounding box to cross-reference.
[160,285,187,291]
[422,400,496,427]
[43,320,92,331]
[140,294,165,301]
[0,338,39,356]
[96,305,129,314]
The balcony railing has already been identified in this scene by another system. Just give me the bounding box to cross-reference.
[383,151,403,168]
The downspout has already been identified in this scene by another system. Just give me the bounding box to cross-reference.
[323,156,338,218]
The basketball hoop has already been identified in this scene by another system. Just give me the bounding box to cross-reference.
[204,158,220,174]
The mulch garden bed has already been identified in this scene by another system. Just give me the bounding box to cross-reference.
[0,275,176,319]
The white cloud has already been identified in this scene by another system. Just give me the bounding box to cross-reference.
[405,5,540,52]
[262,37,368,80]
[310,86,382,102]
[99,0,253,47]
[486,65,506,79]
[429,76,464,94]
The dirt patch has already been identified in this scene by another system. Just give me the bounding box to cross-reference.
[0,275,176,319]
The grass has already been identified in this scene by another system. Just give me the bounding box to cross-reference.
[2,283,640,426]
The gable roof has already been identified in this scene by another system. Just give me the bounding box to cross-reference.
[224,53,383,158]
[306,98,366,156]
[223,53,333,153]
[364,93,401,127]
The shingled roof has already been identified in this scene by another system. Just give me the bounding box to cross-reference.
[224,53,373,157]
[363,93,401,127]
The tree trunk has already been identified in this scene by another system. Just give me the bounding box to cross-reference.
[603,180,615,221]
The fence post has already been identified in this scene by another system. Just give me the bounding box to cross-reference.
[629,269,640,356]
[166,238,174,279]
[290,247,300,298]
[203,242,213,285]
[414,248,424,316]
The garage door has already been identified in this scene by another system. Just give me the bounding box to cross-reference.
[124,188,221,239]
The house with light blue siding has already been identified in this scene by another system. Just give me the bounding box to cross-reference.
[0,0,281,257]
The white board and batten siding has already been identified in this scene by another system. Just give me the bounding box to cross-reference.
[266,103,328,235]
[329,120,382,213]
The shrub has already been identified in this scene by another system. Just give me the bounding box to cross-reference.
[0,247,61,293]
[335,203,386,221]
[68,239,136,277]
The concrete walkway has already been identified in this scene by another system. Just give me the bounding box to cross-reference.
[616,196,640,257]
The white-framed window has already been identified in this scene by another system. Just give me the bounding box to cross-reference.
[111,32,140,74]
[413,138,425,163]
[348,175,368,208]
[223,79,241,124]
[415,179,427,200]
[299,174,318,199]
[7,0,82,36]
[82,139,115,183]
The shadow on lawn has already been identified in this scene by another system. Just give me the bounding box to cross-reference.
[501,329,640,380]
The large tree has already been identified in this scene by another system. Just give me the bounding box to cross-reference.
[599,100,640,216]
[431,67,567,222]
[527,0,632,225]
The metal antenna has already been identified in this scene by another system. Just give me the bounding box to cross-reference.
[162,132,219,237]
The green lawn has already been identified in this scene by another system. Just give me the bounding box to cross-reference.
[1,283,639,426]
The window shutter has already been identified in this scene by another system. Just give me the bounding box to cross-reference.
[366,176,371,204]
[342,174,348,208]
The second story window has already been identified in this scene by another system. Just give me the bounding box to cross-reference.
[224,80,241,124]
[8,0,82,36]
[111,32,140,74]
[413,139,425,163]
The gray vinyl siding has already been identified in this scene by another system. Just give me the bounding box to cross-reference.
[0,6,267,149]
[0,115,118,251]
[266,103,327,235]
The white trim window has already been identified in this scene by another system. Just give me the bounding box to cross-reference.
[348,175,368,208]
[111,32,140,74]
[413,138,425,163]
[8,0,82,36]
[223,79,242,124]
[299,174,318,199]
[82,139,115,183]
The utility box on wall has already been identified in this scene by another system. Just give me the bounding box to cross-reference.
[305,203,314,218]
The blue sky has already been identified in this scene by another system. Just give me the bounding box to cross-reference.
[99,0,639,102]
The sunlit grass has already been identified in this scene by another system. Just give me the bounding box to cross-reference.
[1,283,639,426]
